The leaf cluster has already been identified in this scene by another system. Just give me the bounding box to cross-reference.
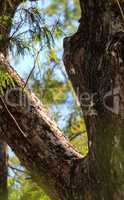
[0,66,15,95]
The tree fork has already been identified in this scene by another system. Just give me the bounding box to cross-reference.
[0,0,124,199]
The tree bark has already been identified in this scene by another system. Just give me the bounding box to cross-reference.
[0,0,124,199]
[0,56,91,200]
[0,1,23,199]
[0,140,8,200]
[63,0,124,199]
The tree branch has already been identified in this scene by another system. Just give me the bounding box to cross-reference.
[0,54,88,200]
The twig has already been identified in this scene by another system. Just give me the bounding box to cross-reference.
[69,131,86,141]
[9,21,24,39]
[0,96,27,137]
[23,46,43,89]
[9,165,25,174]
[115,0,124,21]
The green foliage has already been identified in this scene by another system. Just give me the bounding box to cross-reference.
[8,177,50,200]
[43,0,81,36]
[42,69,70,105]
[9,4,55,57]
[0,15,12,26]
[5,0,88,199]
[32,71,69,105]
[0,66,15,95]
[8,156,50,200]
[48,48,59,64]
[0,15,12,46]
[0,34,5,44]
[46,0,80,23]
[66,115,88,155]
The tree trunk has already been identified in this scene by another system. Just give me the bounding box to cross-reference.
[0,140,8,200]
[63,0,124,199]
[0,1,22,199]
[0,0,124,199]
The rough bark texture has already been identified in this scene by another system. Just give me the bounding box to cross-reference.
[63,0,124,199]
[0,1,23,199]
[0,141,8,200]
[0,0,124,200]
[0,55,89,200]
[0,0,22,55]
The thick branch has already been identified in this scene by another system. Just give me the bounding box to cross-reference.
[0,55,89,200]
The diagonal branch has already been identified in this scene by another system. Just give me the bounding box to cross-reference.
[0,54,89,200]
